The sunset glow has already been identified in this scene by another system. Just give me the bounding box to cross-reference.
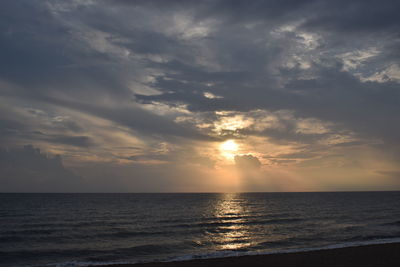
[221,140,239,152]
[0,0,399,193]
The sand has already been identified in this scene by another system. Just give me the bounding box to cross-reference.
[98,242,400,267]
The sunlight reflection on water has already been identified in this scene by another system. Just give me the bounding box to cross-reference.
[210,193,253,250]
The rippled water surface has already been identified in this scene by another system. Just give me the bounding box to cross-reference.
[1,192,400,266]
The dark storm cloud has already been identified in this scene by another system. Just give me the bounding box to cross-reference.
[300,0,400,33]
[4,131,92,148]
[47,96,213,141]
[0,119,25,134]
[0,0,400,191]
[1,0,399,144]
[0,1,75,86]
[110,0,400,34]
[38,134,93,147]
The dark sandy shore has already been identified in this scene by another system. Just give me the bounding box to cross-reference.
[98,242,400,267]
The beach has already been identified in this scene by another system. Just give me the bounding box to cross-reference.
[101,242,400,267]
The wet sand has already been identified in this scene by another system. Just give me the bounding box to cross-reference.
[99,242,400,267]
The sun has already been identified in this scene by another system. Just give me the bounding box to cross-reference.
[221,140,238,152]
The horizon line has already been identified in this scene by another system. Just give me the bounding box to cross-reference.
[1,190,400,194]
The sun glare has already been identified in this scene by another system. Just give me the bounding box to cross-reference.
[221,140,238,152]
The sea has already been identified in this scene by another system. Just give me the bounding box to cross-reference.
[1,192,400,267]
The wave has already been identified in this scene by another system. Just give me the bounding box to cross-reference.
[1,229,56,235]
[171,218,304,229]
[0,228,206,245]
[2,244,181,267]
[99,228,203,239]
[344,233,400,242]
[154,237,400,263]
[157,213,300,224]
[380,220,400,226]
[28,237,400,267]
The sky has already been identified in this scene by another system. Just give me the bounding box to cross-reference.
[1,0,400,192]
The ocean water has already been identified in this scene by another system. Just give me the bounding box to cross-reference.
[1,192,400,267]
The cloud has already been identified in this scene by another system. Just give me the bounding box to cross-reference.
[234,154,261,170]
[0,145,83,192]
[0,0,399,191]
[39,134,93,147]
[376,171,400,179]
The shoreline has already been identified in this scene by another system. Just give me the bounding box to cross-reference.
[94,242,400,267]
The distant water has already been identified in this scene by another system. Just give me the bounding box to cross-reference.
[1,192,400,267]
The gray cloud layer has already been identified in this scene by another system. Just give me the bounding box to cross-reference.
[0,0,399,191]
